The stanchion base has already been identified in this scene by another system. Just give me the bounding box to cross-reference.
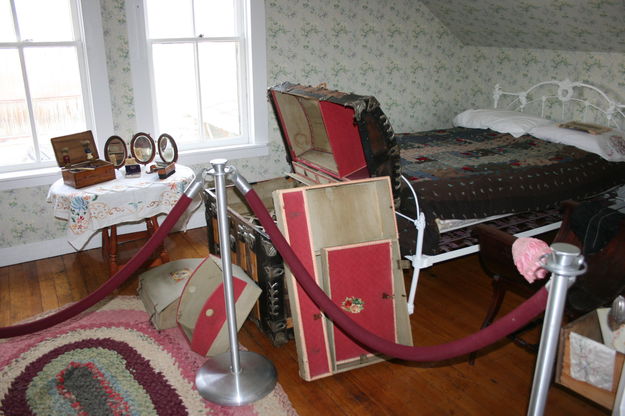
[195,350,277,406]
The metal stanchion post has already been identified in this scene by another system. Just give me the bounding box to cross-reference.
[527,242,586,416]
[195,159,277,406]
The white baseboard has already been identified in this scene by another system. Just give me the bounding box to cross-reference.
[0,208,207,267]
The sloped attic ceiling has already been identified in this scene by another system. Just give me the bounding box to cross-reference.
[419,0,625,53]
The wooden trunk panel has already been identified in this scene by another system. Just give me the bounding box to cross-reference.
[274,178,412,381]
[323,241,396,364]
[280,190,332,380]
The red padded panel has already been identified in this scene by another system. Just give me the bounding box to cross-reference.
[319,101,368,179]
[281,191,331,379]
[325,241,396,363]
[190,278,246,356]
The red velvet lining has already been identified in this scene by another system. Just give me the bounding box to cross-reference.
[325,241,396,362]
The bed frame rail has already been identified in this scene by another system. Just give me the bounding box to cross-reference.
[493,79,625,131]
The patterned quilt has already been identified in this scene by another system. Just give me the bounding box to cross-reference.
[395,127,625,254]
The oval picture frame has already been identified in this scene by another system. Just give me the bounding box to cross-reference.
[103,135,128,169]
[130,132,156,165]
[157,133,178,164]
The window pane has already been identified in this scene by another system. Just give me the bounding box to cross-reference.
[152,43,200,145]
[24,46,86,161]
[198,42,241,139]
[0,0,16,42]
[15,0,74,41]
[0,49,35,165]
[195,0,236,37]
[146,0,193,39]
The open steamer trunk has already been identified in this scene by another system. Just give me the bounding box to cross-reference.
[269,82,402,200]
[203,82,405,345]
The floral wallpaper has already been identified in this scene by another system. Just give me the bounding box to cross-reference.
[1,0,625,256]
[100,0,136,140]
[421,0,625,53]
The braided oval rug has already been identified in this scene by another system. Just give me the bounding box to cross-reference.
[0,297,297,416]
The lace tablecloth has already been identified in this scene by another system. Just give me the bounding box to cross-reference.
[47,165,195,249]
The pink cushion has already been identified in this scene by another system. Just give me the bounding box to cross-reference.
[512,238,552,283]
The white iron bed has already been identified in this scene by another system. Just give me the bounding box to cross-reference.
[399,79,625,314]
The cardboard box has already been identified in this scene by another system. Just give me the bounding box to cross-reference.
[51,130,115,188]
[137,258,204,330]
[556,310,625,409]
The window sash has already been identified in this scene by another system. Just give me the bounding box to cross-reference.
[146,35,248,148]
[0,0,96,174]
[128,0,268,164]
[144,0,248,149]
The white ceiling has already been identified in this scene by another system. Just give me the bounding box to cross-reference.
[419,0,625,53]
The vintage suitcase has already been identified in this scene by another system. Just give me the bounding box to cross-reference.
[137,258,203,330]
[176,255,261,356]
[203,82,404,346]
[273,177,412,380]
[51,130,116,188]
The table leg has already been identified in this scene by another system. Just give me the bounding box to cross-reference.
[108,225,119,276]
[147,216,170,267]
[101,227,109,258]
[102,216,170,277]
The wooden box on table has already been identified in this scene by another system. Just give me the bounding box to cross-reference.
[203,82,403,346]
[51,130,115,188]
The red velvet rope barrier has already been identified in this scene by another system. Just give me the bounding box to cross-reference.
[244,189,549,362]
[0,194,194,339]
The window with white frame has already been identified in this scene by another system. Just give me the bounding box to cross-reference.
[128,0,267,160]
[0,0,110,174]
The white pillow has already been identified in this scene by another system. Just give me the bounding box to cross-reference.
[453,109,552,138]
[529,123,625,162]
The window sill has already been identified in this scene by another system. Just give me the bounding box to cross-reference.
[0,167,62,191]
[177,142,269,168]
[0,143,269,191]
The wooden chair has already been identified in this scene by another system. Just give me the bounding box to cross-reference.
[469,200,625,364]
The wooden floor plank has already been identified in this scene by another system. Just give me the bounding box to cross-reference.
[0,266,10,327]
[47,256,75,307]
[35,258,60,312]
[61,252,89,302]
[0,227,609,415]
[8,262,42,323]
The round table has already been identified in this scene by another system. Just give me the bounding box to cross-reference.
[47,164,196,275]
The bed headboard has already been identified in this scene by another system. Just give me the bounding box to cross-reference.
[493,79,625,131]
